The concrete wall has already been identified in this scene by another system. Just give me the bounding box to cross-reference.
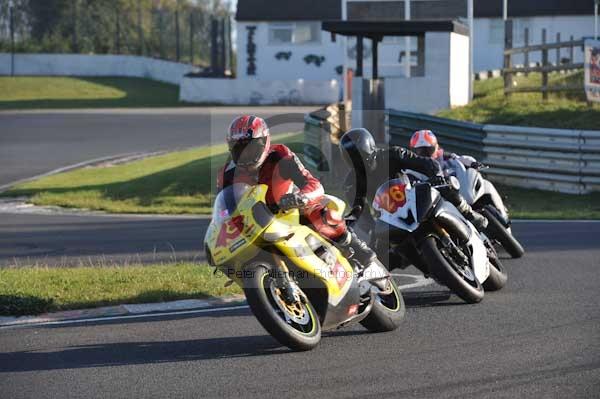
[236,21,344,81]
[0,54,195,85]
[449,32,470,107]
[384,32,453,114]
[383,31,469,114]
[180,77,339,105]
[473,15,595,72]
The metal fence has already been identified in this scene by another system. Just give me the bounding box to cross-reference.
[387,109,600,194]
[0,1,232,73]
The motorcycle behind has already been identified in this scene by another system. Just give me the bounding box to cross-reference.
[204,183,405,351]
[446,158,525,258]
[370,175,507,304]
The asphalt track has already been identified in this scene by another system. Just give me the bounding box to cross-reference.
[1,108,598,398]
[0,107,313,187]
[0,220,599,398]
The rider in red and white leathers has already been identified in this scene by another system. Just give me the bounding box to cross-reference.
[409,129,480,172]
[217,115,376,268]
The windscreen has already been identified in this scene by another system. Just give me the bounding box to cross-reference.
[211,183,253,225]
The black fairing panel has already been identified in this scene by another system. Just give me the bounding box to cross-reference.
[415,183,439,222]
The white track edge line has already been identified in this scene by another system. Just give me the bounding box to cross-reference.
[0,278,429,329]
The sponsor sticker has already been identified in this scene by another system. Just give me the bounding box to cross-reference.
[585,39,600,103]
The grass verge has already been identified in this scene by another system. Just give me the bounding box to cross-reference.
[0,263,241,316]
[2,132,303,214]
[0,76,181,109]
[437,71,600,130]
[498,184,600,220]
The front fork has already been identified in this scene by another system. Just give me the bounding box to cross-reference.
[431,221,470,266]
[271,252,305,305]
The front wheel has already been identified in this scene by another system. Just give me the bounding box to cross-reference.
[482,207,525,259]
[360,277,406,332]
[420,236,484,304]
[243,262,321,351]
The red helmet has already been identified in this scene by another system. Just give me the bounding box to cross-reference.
[227,115,270,169]
[409,130,440,158]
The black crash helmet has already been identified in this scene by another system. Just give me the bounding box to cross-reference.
[339,128,378,172]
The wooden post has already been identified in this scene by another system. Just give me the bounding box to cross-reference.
[138,0,144,56]
[158,9,164,59]
[555,32,561,66]
[372,37,379,79]
[569,35,574,64]
[210,18,218,74]
[72,0,79,53]
[542,29,548,100]
[524,28,529,76]
[115,6,121,54]
[175,8,180,62]
[189,12,194,64]
[9,4,14,76]
[227,17,234,74]
[356,36,363,77]
[219,19,226,75]
[503,19,513,96]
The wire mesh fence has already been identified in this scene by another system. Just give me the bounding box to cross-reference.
[0,0,232,71]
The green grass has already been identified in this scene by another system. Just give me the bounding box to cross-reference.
[498,184,600,220]
[0,263,242,316]
[438,71,600,130]
[2,132,304,215]
[0,76,182,109]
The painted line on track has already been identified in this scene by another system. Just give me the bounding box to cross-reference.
[0,274,432,330]
[0,305,251,330]
[0,152,158,193]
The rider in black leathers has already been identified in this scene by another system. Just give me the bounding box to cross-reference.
[340,128,488,231]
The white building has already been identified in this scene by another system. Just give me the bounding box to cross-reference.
[235,0,597,78]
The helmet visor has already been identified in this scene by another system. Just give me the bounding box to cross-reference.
[230,137,267,167]
[414,146,436,158]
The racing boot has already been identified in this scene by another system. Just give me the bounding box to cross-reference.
[335,228,377,270]
[455,198,488,230]
[440,185,488,230]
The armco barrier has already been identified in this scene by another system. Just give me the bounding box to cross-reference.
[387,110,486,161]
[387,109,600,194]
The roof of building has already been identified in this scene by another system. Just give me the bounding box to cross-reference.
[236,0,341,21]
[322,20,469,38]
[236,0,594,22]
[476,0,594,18]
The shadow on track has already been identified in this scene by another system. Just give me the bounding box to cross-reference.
[402,290,467,307]
[0,334,289,373]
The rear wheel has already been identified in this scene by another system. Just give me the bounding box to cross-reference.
[360,278,405,332]
[482,207,525,259]
[481,236,508,291]
[420,236,484,304]
[482,257,508,291]
[243,262,321,351]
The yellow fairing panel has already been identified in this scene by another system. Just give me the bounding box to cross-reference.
[206,185,269,266]
[275,227,354,307]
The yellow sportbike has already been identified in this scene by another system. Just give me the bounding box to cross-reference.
[204,183,405,351]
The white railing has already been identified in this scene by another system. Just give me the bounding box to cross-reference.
[387,109,600,194]
[482,125,600,194]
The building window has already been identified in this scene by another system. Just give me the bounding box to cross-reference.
[268,22,321,45]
